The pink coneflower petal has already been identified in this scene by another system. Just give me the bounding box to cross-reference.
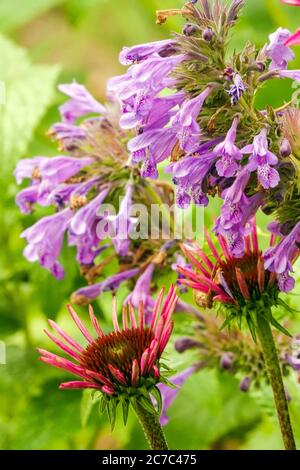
[48,319,84,353]
[284,28,300,47]
[40,355,90,380]
[151,288,165,332]
[152,365,160,379]
[85,369,113,387]
[218,234,232,260]
[235,268,251,300]
[140,348,150,375]
[131,359,140,387]
[129,303,137,328]
[190,241,215,271]
[250,218,259,253]
[67,304,94,343]
[111,296,120,332]
[88,305,104,337]
[102,385,115,395]
[158,322,174,356]
[178,278,210,293]
[138,302,145,331]
[181,245,211,277]
[122,304,128,330]
[213,295,235,304]
[244,234,251,253]
[204,228,222,263]
[44,328,82,361]
[59,381,100,390]
[108,364,127,386]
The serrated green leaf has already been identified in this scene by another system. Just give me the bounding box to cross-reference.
[99,395,108,414]
[246,314,257,343]
[0,0,65,33]
[0,35,60,171]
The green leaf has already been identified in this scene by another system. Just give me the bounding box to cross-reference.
[137,395,157,415]
[0,35,60,171]
[121,399,129,426]
[270,316,292,337]
[0,0,65,33]
[107,399,118,432]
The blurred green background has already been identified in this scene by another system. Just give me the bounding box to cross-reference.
[1,0,300,450]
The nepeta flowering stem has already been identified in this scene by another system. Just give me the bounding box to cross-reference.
[255,311,296,450]
[134,401,169,450]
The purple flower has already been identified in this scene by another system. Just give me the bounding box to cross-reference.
[214,117,242,177]
[21,208,73,279]
[69,187,110,265]
[278,69,300,81]
[226,73,248,105]
[287,338,300,371]
[58,82,106,124]
[125,263,155,323]
[157,367,196,425]
[242,129,280,189]
[14,157,44,184]
[264,220,300,291]
[266,28,295,71]
[49,123,87,150]
[16,186,40,213]
[239,376,251,392]
[72,268,139,301]
[108,183,135,256]
[119,39,177,65]
[171,87,212,153]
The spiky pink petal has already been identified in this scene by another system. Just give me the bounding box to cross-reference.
[88,305,104,337]
[235,268,251,300]
[131,359,140,387]
[48,319,84,352]
[67,304,94,343]
[44,328,82,361]
[59,381,100,390]
[108,364,127,386]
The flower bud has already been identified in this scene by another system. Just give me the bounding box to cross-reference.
[239,376,251,392]
[280,138,292,158]
[202,28,214,42]
[220,353,234,370]
[183,23,199,37]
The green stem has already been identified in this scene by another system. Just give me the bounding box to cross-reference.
[255,313,296,450]
[134,402,169,450]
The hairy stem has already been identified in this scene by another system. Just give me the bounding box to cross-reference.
[134,402,169,450]
[255,313,296,450]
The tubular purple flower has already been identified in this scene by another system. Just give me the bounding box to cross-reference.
[119,39,177,66]
[242,129,280,189]
[16,186,40,214]
[171,87,213,153]
[21,208,73,279]
[14,157,44,184]
[109,183,135,256]
[214,116,242,177]
[125,263,155,323]
[157,367,196,425]
[264,220,300,291]
[58,83,106,124]
[70,187,109,237]
[266,28,295,70]
[72,268,139,302]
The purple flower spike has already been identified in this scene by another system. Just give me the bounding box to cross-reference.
[214,116,242,177]
[16,186,40,213]
[242,128,280,189]
[58,82,106,124]
[157,367,196,425]
[21,208,73,279]
[14,157,44,184]
[109,183,135,257]
[266,28,295,71]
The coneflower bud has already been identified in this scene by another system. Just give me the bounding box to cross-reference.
[202,27,214,42]
[280,138,292,158]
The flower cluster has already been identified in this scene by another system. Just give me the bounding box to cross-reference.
[38,286,178,427]
[110,0,300,283]
[15,83,185,306]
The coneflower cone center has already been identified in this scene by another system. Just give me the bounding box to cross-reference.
[80,327,154,385]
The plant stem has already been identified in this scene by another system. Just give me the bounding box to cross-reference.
[134,402,169,450]
[255,313,296,450]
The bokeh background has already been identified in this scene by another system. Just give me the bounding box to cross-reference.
[1,0,300,450]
